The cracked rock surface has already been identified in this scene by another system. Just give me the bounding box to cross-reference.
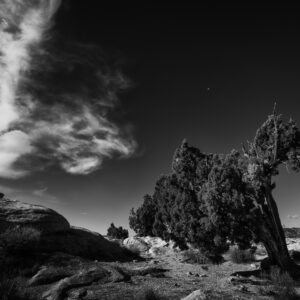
[25,253,168,300]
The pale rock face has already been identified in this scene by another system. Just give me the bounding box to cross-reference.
[143,236,168,248]
[181,289,207,300]
[123,236,171,257]
[0,198,70,234]
[286,238,300,252]
[123,236,150,252]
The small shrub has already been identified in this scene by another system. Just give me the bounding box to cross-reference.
[0,253,42,279]
[262,266,299,300]
[0,277,18,299]
[182,249,210,264]
[229,247,255,264]
[0,276,31,300]
[182,249,223,264]
[0,226,41,256]
[0,226,43,279]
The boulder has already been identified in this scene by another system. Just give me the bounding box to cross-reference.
[143,236,168,248]
[287,238,300,252]
[123,237,150,253]
[41,226,137,261]
[0,198,136,262]
[0,198,70,234]
[123,236,169,256]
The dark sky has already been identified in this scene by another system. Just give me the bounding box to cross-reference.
[2,3,300,233]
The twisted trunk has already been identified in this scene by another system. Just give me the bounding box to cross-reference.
[259,185,300,277]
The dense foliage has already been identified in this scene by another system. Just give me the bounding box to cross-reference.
[107,223,129,240]
[129,112,300,273]
[0,226,41,256]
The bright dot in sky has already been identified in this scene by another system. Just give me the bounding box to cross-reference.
[207,87,210,91]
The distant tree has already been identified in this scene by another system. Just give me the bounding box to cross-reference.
[107,223,128,240]
[130,110,300,277]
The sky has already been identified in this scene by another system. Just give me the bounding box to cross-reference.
[1,2,300,233]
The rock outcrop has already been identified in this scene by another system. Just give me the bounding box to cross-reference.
[123,236,175,257]
[123,236,151,252]
[0,198,70,234]
[41,226,137,261]
[0,198,136,261]
[25,253,167,300]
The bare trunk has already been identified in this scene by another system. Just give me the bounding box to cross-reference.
[259,185,300,277]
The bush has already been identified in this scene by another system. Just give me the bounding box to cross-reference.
[0,226,41,256]
[0,226,42,279]
[229,247,255,264]
[182,249,210,264]
[0,276,31,300]
[107,223,129,240]
[269,266,298,300]
[182,249,223,264]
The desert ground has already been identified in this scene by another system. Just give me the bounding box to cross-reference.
[1,199,300,300]
[7,237,300,300]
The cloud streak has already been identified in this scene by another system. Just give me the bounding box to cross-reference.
[287,214,299,219]
[0,0,136,178]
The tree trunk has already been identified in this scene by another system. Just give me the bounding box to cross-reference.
[259,185,300,277]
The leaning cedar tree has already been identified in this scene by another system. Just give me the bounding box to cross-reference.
[184,111,300,276]
[130,110,300,277]
[240,111,300,276]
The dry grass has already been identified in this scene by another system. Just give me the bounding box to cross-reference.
[260,266,299,300]
[181,249,223,265]
[182,249,210,264]
[0,276,31,300]
[0,226,41,256]
[229,247,255,264]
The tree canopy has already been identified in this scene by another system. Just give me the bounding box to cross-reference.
[129,112,300,275]
[107,223,128,240]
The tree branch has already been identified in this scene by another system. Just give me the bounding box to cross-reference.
[273,114,278,163]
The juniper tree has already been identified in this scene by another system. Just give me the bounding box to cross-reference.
[129,194,156,237]
[107,223,128,239]
[130,110,300,276]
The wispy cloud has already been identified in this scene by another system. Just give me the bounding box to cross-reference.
[0,0,136,179]
[0,183,60,205]
[0,184,18,195]
[287,214,299,219]
[32,187,59,204]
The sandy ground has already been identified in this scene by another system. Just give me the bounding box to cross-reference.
[21,239,300,299]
